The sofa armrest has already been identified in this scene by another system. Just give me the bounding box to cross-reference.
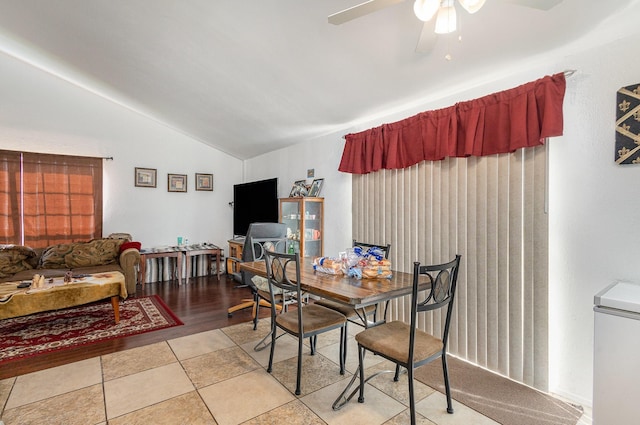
[119,248,141,295]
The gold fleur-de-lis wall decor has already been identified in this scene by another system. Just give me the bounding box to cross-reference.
[615,83,640,164]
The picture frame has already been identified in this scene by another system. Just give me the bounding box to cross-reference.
[195,173,213,191]
[289,180,308,197]
[309,178,324,197]
[135,167,157,188]
[168,174,187,192]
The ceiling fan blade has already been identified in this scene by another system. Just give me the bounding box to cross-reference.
[502,0,564,10]
[328,0,406,25]
[415,21,437,53]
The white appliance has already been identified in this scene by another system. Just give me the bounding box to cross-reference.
[593,280,640,424]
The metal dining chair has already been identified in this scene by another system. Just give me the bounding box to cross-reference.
[355,255,462,425]
[263,249,347,395]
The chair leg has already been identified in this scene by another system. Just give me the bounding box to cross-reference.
[442,354,454,414]
[227,299,254,317]
[339,325,346,375]
[408,365,416,425]
[296,333,303,395]
[310,335,316,355]
[393,364,401,381]
[252,297,277,330]
[267,321,277,373]
[357,344,366,403]
[253,294,260,330]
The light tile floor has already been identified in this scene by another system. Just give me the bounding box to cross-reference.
[0,320,592,425]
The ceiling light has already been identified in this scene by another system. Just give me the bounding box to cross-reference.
[413,0,440,22]
[434,2,457,34]
[457,0,486,14]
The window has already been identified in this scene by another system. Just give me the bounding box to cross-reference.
[0,150,103,248]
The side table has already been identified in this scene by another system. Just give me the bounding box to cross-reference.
[182,244,223,283]
[138,250,183,286]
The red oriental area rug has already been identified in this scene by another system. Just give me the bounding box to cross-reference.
[0,295,183,364]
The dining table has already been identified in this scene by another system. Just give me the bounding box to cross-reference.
[239,257,418,310]
[239,257,427,409]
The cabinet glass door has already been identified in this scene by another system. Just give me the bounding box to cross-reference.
[281,199,301,254]
[279,197,323,258]
[302,199,322,258]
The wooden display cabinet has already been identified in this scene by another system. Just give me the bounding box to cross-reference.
[279,197,324,258]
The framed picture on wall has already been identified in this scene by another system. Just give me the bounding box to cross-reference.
[135,167,157,188]
[196,173,213,191]
[168,173,187,192]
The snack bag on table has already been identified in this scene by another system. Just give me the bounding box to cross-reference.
[346,246,392,279]
[313,256,344,275]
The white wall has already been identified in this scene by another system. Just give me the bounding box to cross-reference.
[548,33,640,405]
[243,133,352,256]
[0,50,243,249]
[245,9,640,408]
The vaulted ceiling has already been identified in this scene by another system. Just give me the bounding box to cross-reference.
[0,0,636,159]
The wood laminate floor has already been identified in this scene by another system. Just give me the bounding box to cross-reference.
[0,274,262,380]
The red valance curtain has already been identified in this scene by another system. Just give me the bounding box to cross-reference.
[339,73,566,174]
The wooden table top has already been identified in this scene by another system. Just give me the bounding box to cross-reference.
[240,258,421,309]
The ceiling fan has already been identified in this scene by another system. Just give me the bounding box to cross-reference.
[328,0,564,54]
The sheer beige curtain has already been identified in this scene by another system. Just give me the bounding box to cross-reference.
[353,145,549,390]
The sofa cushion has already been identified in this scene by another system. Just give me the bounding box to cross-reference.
[8,268,67,281]
[73,264,124,275]
[39,243,77,269]
[64,238,124,268]
[0,245,36,278]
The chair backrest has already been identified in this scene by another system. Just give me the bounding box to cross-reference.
[249,237,287,261]
[239,223,288,286]
[352,240,391,259]
[263,249,303,321]
[409,255,462,361]
[242,223,288,262]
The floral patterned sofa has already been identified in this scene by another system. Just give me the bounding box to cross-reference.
[0,239,141,295]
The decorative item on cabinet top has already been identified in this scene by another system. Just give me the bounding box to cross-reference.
[289,180,308,197]
[309,178,324,197]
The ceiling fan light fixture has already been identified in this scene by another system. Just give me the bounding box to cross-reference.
[434,4,457,34]
[413,0,440,22]
[457,0,486,14]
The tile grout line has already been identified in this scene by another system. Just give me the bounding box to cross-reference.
[99,355,108,423]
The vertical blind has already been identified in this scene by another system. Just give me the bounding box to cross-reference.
[353,146,549,390]
[0,150,103,248]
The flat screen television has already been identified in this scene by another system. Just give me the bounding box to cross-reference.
[233,178,279,237]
